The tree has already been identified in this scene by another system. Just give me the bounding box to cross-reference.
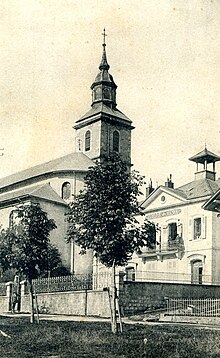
[0,202,57,323]
[66,155,156,333]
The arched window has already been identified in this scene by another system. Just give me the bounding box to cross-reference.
[85,130,91,152]
[62,182,71,200]
[113,130,120,152]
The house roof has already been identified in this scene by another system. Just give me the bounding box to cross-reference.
[141,178,220,211]
[189,148,220,164]
[140,185,188,209]
[0,152,94,190]
[177,178,220,200]
[75,102,132,125]
[0,183,67,207]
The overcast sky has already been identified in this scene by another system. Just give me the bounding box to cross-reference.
[0,0,219,189]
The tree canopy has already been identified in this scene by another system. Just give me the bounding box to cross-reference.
[0,202,57,281]
[66,155,156,267]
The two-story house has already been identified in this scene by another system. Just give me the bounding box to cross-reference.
[128,147,220,285]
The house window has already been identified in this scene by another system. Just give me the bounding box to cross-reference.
[113,130,120,152]
[125,267,135,281]
[194,218,201,240]
[85,130,91,152]
[62,182,71,200]
[9,210,19,228]
[168,223,177,241]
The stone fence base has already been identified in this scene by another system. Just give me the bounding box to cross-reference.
[21,289,111,317]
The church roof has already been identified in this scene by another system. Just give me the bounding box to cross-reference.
[76,102,132,125]
[177,178,220,200]
[0,152,94,190]
[0,183,67,206]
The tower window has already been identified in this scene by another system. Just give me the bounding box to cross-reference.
[62,182,71,200]
[85,130,91,152]
[113,130,120,152]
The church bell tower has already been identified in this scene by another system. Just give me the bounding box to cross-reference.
[74,30,134,165]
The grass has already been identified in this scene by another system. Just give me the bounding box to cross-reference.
[1,317,220,357]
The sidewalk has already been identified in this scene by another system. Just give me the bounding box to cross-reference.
[3,312,220,330]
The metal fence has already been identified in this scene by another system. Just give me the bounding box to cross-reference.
[166,298,220,317]
[128,270,220,286]
[33,274,93,294]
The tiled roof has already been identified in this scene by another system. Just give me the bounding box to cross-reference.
[76,102,132,124]
[0,152,94,190]
[0,183,67,206]
[177,179,220,200]
[160,186,188,199]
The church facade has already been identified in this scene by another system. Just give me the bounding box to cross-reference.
[0,35,133,275]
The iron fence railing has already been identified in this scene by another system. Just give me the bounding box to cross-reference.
[125,270,220,286]
[166,298,220,317]
[33,274,93,293]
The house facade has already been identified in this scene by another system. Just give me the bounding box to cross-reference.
[128,148,220,285]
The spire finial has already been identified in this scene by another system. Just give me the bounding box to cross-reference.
[102,28,107,46]
[99,28,110,71]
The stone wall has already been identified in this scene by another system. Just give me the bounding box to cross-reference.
[20,289,111,317]
[0,295,10,312]
[120,281,220,315]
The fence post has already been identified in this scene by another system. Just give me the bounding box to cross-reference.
[5,281,13,312]
[85,289,88,316]
[20,280,27,313]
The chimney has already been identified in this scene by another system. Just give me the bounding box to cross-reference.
[165,174,174,188]
[146,179,154,197]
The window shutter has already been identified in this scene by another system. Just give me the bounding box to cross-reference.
[202,216,207,239]
[188,219,192,240]
[177,223,183,237]
[162,225,168,239]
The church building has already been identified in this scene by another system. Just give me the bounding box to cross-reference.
[1,32,220,286]
[0,33,133,275]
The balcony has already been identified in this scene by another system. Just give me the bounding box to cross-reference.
[138,236,184,261]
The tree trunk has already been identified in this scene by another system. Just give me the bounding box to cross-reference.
[28,279,35,324]
[111,261,117,334]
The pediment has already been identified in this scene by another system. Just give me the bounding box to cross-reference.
[140,186,187,213]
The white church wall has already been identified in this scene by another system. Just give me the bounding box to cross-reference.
[75,121,101,160]
[39,200,71,270]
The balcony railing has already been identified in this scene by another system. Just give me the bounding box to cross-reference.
[138,237,184,259]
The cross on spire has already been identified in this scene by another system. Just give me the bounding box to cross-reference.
[102,28,107,46]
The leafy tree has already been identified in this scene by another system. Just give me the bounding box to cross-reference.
[44,244,71,277]
[0,202,57,323]
[66,155,156,333]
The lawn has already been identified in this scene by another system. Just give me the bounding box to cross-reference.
[1,316,220,357]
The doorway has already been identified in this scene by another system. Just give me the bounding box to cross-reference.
[191,260,203,284]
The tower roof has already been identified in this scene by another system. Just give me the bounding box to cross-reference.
[189,147,220,164]
[90,29,117,109]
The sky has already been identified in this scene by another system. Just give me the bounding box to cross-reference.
[0,0,219,189]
